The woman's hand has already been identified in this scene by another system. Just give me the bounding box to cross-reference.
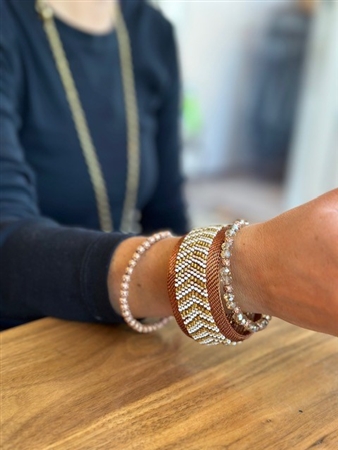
[232,189,338,336]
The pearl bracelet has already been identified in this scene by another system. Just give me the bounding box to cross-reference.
[220,220,271,333]
[119,231,172,333]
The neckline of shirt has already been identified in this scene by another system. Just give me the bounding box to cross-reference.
[54,15,117,51]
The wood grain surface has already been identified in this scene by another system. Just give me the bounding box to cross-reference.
[1,317,338,450]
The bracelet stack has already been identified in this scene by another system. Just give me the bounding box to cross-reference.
[120,221,271,345]
[168,221,271,345]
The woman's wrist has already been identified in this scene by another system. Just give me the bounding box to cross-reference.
[108,188,338,339]
[108,225,272,337]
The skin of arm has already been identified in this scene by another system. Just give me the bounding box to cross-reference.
[108,189,338,337]
[232,188,338,336]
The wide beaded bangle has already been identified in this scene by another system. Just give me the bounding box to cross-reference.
[169,226,244,346]
[119,231,172,333]
[220,220,271,333]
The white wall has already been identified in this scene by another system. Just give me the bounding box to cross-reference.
[284,0,338,208]
[158,0,290,176]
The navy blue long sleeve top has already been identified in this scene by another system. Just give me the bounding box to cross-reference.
[0,0,188,328]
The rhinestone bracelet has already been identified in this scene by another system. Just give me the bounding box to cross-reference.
[119,231,172,333]
[220,220,271,333]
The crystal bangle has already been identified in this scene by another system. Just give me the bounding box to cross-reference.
[220,220,272,333]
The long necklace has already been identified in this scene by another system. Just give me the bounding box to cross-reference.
[35,0,140,233]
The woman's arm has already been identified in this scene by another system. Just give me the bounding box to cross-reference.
[108,189,338,337]
[232,189,338,336]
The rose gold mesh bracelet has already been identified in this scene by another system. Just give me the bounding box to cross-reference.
[207,228,251,342]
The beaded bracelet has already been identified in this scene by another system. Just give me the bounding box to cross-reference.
[220,220,271,333]
[168,226,244,345]
[119,231,172,333]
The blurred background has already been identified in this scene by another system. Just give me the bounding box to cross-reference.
[153,0,337,227]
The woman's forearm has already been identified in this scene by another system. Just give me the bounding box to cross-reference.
[228,189,338,336]
[108,189,338,337]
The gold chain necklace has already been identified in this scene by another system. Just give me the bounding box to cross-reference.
[35,0,140,233]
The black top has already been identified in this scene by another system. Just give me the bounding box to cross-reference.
[0,0,188,328]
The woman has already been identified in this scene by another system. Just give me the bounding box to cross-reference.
[0,0,337,339]
[0,0,188,328]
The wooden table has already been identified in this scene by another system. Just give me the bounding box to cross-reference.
[2,317,338,450]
